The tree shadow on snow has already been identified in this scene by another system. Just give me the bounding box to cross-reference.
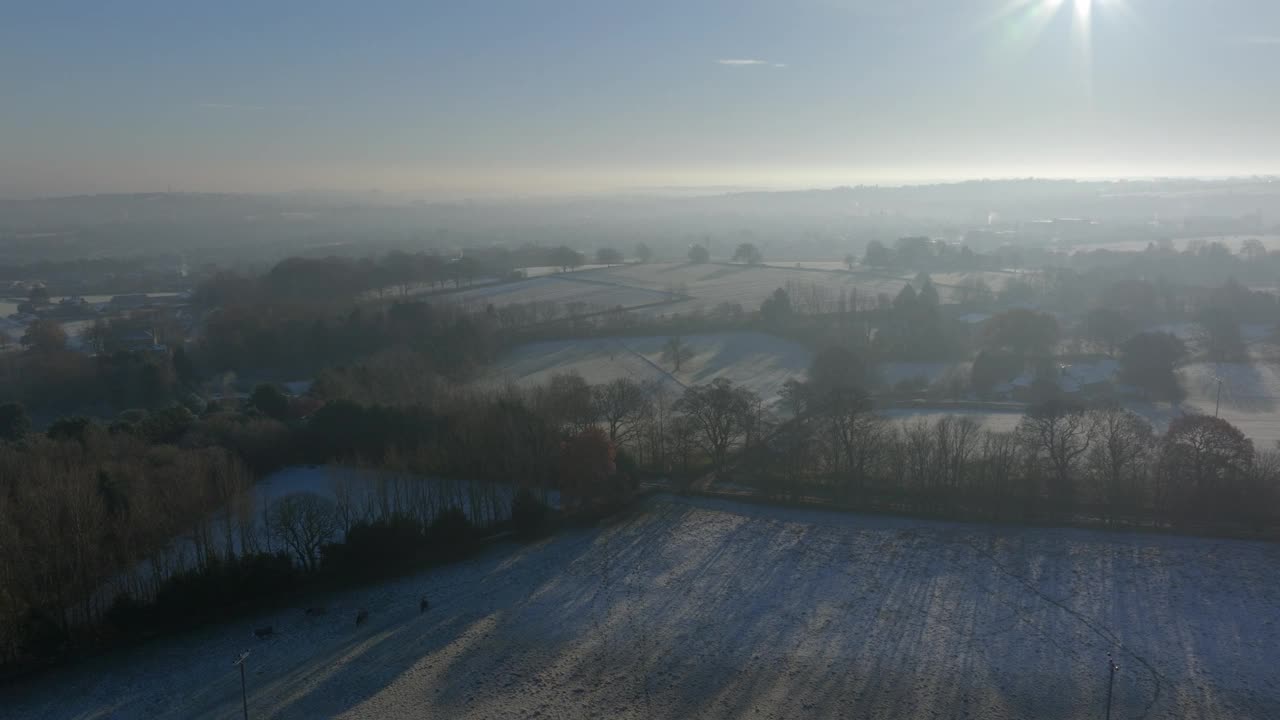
[209,496,1280,720]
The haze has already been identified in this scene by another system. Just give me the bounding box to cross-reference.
[9,2,1280,718]
[3,0,1279,198]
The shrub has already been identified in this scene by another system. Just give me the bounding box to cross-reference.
[511,488,550,538]
[323,514,427,581]
[152,552,298,625]
[429,507,474,548]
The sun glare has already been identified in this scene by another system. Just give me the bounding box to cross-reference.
[986,0,1132,103]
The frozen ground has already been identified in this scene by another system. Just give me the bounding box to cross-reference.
[1069,235,1280,254]
[491,338,970,410]
[446,275,673,313]
[1171,361,1280,447]
[95,467,561,614]
[519,264,615,277]
[882,406,1024,434]
[487,331,812,406]
[761,260,853,271]
[589,263,914,317]
[8,494,1280,719]
[441,263,925,318]
[437,263,1019,320]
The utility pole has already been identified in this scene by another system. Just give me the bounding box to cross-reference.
[1215,376,1223,417]
[234,648,250,712]
[1105,652,1119,720]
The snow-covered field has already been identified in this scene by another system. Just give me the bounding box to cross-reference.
[519,264,615,277]
[95,467,560,613]
[586,263,915,316]
[879,361,965,387]
[1067,234,1280,254]
[487,332,813,406]
[437,262,1021,321]
[8,494,1280,719]
[761,260,853,271]
[488,331,1280,445]
[446,275,674,313]
[250,466,560,527]
[442,263,928,319]
[882,406,1024,433]
[1170,361,1280,447]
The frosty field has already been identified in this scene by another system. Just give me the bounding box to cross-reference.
[487,331,813,406]
[7,495,1280,719]
[443,262,929,319]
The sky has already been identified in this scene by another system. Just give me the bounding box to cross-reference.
[2,0,1279,198]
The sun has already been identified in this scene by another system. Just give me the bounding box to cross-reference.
[986,0,1133,99]
[988,0,1128,47]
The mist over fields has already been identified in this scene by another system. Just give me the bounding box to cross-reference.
[3,178,1276,265]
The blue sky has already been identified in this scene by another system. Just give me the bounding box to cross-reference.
[2,0,1278,197]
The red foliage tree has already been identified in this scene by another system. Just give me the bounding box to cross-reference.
[558,428,627,510]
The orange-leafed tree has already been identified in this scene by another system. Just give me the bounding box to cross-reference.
[558,428,628,511]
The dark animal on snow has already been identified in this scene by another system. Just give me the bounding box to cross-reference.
[419,597,430,614]
[355,609,368,626]
[253,626,274,639]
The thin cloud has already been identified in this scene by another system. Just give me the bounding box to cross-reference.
[717,59,770,66]
[1236,36,1280,45]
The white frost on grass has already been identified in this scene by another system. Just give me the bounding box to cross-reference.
[879,361,960,387]
[488,331,813,406]
[1166,361,1280,447]
[881,406,1024,434]
[7,494,1280,719]
[433,262,992,320]
[447,275,672,311]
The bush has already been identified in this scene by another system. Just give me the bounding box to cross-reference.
[185,412,294,474]
[152,552,298,625]
[249,383,291,421]
[511,488,550,538]
[322,514,427,581]
[429,507,474,548]
[46,416,94,444]
[0,402,32,442]
[15,608,69,663]
[103,593,150,634]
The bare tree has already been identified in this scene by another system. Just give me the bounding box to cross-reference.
[815,387,875,481]
[265,493,340,572]
[1017,399,1093,504]
[661,336,694,372]
[732,243,763,265]
[1086,406,1153,511]
[536,372,597,433]
[978,431,1023,506]
[640,384,678,470]
[935,416,982,491]
[675,378,758,468]
[330,467,364,535]
[592,378,652,447]
[1160,413,1254,514]
[902,418,938,492]
[779,378,810,419]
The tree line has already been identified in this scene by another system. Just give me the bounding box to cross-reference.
[0,373,602,675]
